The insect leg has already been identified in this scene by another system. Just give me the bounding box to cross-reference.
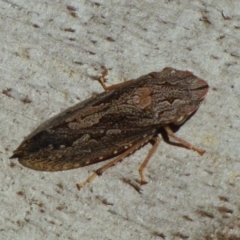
[76,134,153,190]
[164,126,205,155]
[138,136,160,185]
[99,69,134,91]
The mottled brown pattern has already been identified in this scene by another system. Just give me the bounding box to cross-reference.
[10,67,208,187]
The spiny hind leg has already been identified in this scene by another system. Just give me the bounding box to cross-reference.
[76,135,153,190]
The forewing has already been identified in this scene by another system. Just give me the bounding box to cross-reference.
[17,127,157,171]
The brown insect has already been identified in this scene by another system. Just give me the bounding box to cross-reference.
[10,67,209,189]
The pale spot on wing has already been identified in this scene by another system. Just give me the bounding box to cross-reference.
[63,163,73,170]
[73,163,81,168]
[106,129,122,135]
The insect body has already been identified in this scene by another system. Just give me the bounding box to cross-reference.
[10,67,209,189]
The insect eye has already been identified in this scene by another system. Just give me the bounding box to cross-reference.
[173,115,188,125]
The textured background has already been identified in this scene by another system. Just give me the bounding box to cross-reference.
[1,0,240,239]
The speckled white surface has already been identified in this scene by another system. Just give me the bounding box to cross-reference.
[1,1,240,239]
